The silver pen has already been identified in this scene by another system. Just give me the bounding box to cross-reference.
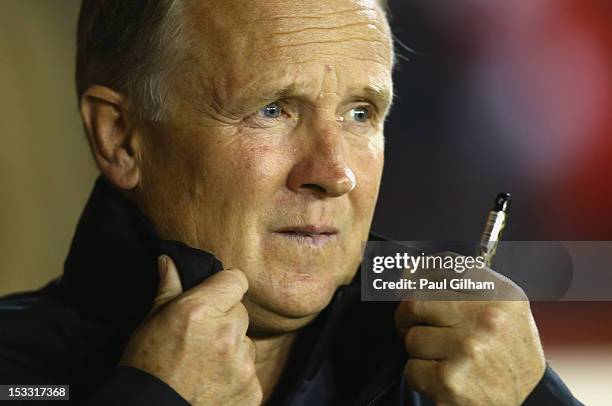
[479,192,511,267]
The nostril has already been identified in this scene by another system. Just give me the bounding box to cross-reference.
[302,183,327,194]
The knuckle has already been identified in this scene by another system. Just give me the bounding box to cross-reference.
[437,363,461,396]
[234,303,249,322]
[240,360,257,382]
[478,306,507,333]
[221,268,248,291]
[220,319,240,337]
[458,336,480,357]
[233,359,257,389]
[402,300,421,317]
[176,297,207,322]
[214,325,241,356]
[404,327,420,349]
[215,335,236,358]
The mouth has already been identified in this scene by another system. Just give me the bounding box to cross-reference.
[272,225,339,248]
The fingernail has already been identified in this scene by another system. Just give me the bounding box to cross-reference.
[158,255,168,279]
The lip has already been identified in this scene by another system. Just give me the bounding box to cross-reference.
[275,225,339,235]
[272,225,339,248]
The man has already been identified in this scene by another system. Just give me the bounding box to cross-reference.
[0,0,581,405]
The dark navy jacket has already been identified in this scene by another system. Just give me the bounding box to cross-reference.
[0,177,582,405]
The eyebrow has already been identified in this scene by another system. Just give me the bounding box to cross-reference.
[251,82,316,104]
[345,84,393,111]
[213,84,307,117]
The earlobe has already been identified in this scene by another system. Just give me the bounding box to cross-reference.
[80,85,140,190]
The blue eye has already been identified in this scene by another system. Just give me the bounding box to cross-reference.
[259,102,282,119]
[351,106,370,123]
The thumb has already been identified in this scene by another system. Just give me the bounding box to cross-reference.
[152,255,183,312]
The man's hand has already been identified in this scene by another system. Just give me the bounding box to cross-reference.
[120,255,262,406]
[395,256,546,406]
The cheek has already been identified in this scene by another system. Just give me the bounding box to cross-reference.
[351,139,384,214]
[139,128,291,242]
[221,141,291,199]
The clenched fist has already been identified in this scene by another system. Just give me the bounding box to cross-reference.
[120,255,262,406]
[395,254,546,405]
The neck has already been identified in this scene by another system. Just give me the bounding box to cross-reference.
[251,331,297,404]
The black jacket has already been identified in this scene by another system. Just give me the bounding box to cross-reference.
[0,177,582,405]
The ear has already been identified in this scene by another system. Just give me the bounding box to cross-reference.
[80,85,141,190]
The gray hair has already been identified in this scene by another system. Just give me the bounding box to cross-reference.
[76,0,390,122]
[76,0,186,121]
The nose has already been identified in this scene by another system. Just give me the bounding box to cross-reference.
[287,127,356,198]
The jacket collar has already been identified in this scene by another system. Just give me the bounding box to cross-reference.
[61,176,223,334]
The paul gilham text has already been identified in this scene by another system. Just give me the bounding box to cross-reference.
[372,278,495,291]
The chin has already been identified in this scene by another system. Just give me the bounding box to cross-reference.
[244,270,340,331]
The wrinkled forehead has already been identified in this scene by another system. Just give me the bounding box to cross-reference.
[182,0,393,95]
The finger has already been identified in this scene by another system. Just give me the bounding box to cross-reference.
[184,268,249,313]
[152,255,184,312]
[404,358,443,396]
[404,326,455,360]
[468,265,527,300]
[226,303,250,339]
[395,300,463,330]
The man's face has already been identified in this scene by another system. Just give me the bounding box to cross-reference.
[135,0,394,332]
